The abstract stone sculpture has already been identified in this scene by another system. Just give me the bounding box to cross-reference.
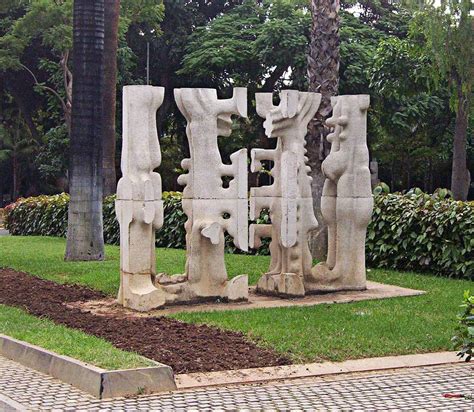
[250,90,321,297]
[116,85,169,311]
[166,87,249,302]
[307,94,373,292]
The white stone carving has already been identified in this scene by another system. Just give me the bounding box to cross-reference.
[250,90,321,297]
[307,94,373,292]
[167,87,249,302]
[116,86,169,311]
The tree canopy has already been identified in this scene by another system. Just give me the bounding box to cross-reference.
[0,0,472,203]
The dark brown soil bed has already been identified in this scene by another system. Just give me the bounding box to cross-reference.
[0,268,290,373]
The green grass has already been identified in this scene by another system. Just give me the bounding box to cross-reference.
[0,235,270,295]
[1,235,472,365]
[0,304,153,370]
[172,270,473,363]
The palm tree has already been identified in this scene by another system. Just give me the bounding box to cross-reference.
[65,0,105,261]
[306,0,340,259]
[102,0,120,196]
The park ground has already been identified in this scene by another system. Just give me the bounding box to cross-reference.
[0,236,472,371]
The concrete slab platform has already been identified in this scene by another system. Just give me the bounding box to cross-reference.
[74,281,425,316]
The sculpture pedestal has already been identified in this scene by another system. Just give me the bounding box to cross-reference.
[256,273,305,298]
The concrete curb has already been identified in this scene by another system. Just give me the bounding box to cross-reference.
[0,335,177,399]
[175,351,464,390]
[0,393,26,411]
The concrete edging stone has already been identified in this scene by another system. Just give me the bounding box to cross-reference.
[175,351,464,390]
[0,334,177,398]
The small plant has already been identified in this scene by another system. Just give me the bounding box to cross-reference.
[452,290,474,362]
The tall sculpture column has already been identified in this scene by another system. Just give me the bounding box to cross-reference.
[250,90,321,297]
[116,86,170,311]
[307,95,373,292]
[172,87,249,301]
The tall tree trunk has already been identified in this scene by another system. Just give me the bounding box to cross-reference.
[65,0,105,261]
[102,0,120,196]
[451,78,470,200]
[307,0,340,260]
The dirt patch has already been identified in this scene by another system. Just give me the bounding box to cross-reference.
[0,268,290,373]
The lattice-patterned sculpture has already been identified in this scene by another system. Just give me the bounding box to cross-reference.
[116,86,168,311]
[164,87,249,302]
[250,90,321,297]
[307,95,373,292]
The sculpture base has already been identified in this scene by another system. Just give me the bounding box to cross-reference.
[118,273,249,312]
[158,273,249,307]
[304,263,367,294]
[256,273,305,298]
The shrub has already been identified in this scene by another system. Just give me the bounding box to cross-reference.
[366,186,473,279]
[5,187,473,279]
[452,290,474,362]
[5,193,188,249]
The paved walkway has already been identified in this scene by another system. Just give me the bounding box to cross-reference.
[0,229,9,236]
[0,355,472,410]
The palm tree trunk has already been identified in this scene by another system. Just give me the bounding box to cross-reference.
[307,0,340,260]
[102,0,120,196]
[65,0,105,261]
[451,77,470,200]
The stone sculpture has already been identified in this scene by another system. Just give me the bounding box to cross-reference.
[307,94,373,292]
[116,85,168,311]
[117,86,249,311]
[250,90,321,297]
[161,87,249,302]
[116,86,372,310]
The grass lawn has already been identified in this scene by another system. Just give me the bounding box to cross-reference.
[1,235,472,364]
[0,304,153,370]
[0,236,269,295]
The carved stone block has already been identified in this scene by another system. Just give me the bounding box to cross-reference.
[307,95,373,292]
[250,90,321,297]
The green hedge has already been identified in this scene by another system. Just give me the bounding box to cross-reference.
[4,192,266,253]
[4,188,473,279]
[366,186,473,279]
[4,192,189,249]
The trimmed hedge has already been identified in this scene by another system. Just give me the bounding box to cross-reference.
[366,186,473,279]
[4,187,473,279]
[4,192,188,249]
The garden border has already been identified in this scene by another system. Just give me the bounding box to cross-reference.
[175,352,464,390]
[0,335,177,399]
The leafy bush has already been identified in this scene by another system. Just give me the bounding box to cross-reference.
[4,194,69,237]
[366,186,473,279]
[5,187,473,279]
[452,290,474,362]
[5,193,188,249]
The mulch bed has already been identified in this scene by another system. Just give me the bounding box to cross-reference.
[0,268,290,373]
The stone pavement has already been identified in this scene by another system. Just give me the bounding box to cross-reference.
[0,355,472,410]
[0,229,9,236]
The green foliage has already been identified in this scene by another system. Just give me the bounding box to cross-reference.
[0,0,73,71]
[5,193,69,237]
[4,191,268,253]
[179,0,310,89]
[452,290,474,361]
[409,0,473,107]
[35,124,69,183]
[367,186,473,279]
[6,188,473,278]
